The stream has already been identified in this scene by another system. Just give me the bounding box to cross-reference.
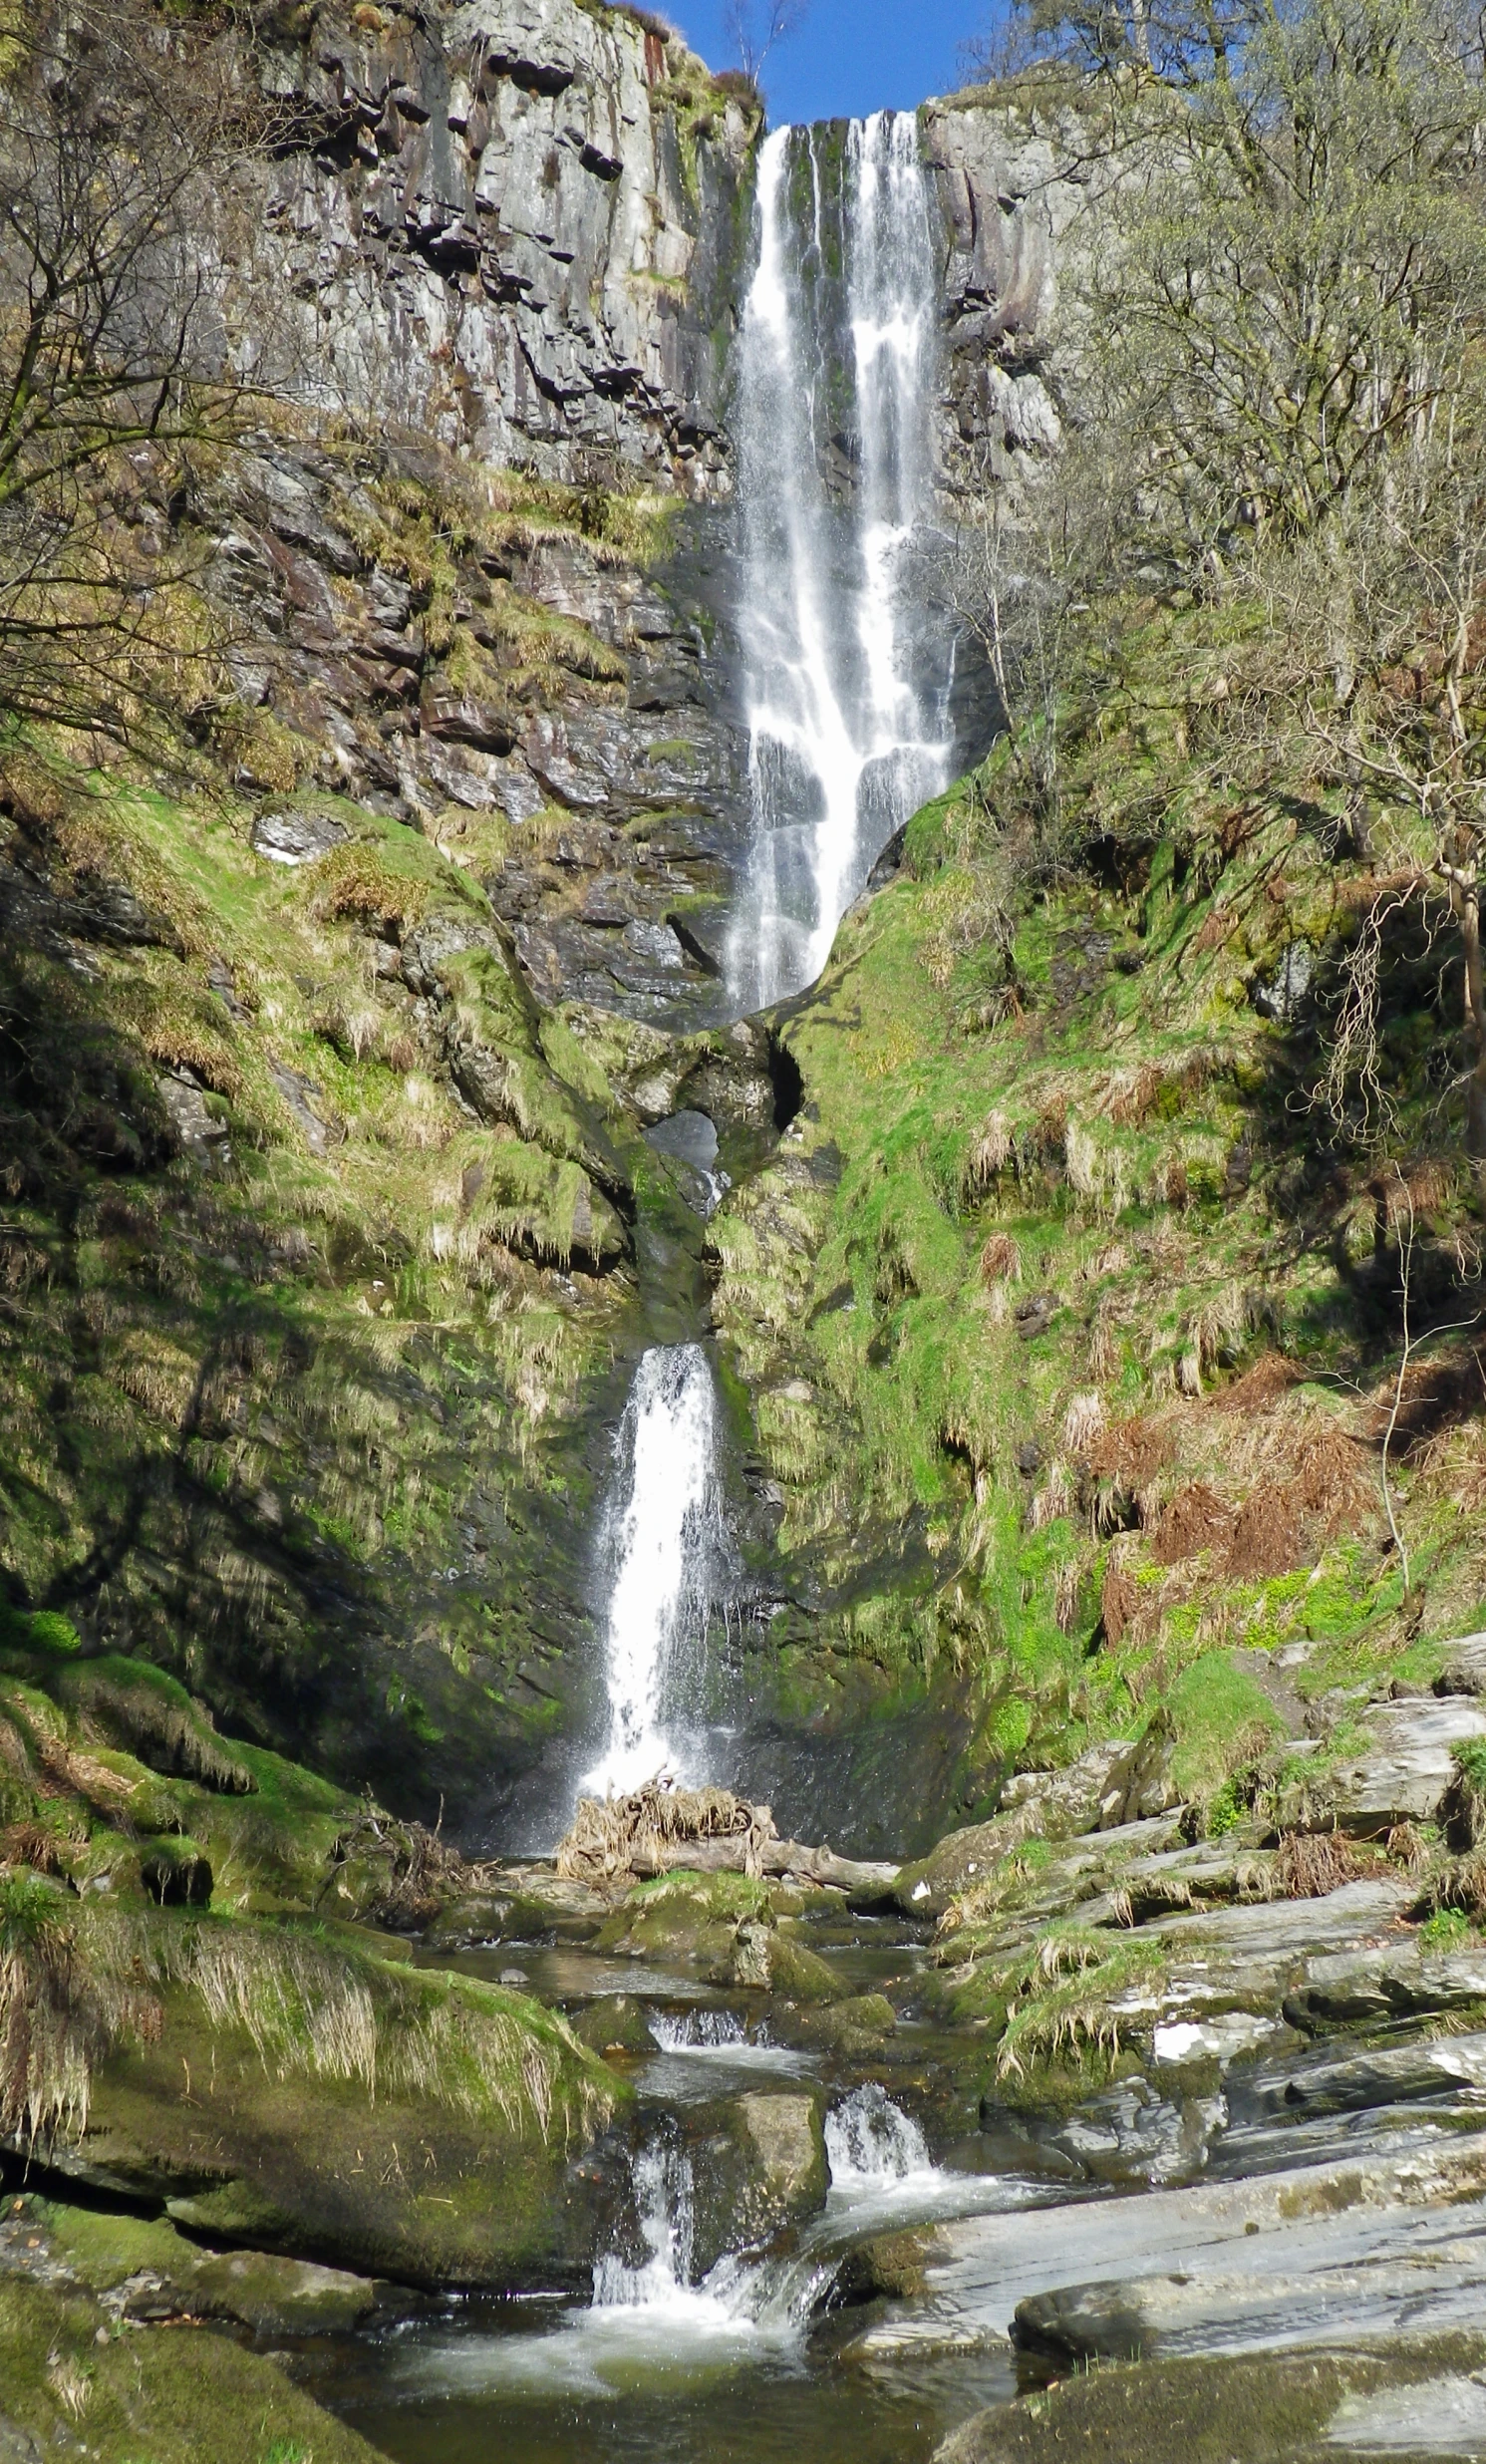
[295,1909,1056,2464]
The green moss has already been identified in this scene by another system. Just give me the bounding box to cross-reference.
[949,2337,1486,2463]
[0,2277,383,2464]
[1163,1657,1288,1800]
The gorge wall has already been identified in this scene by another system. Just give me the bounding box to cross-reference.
[0,0,1115,1852]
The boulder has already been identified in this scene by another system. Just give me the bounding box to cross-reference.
[850,2131,1486,2365]
[687,2087,828,2271]
[787,1991,898,2049]
[727,1920,844,2002]
[25,1964,625,2291]
[934,2341,1486,2464]
[594,1869,773,1965]
[426,1870,608,1947]
[893,1741,1150,1917]
[1045,2078,1227,2188]
[1435,1632,1486,1695]
[570,1996,659,2057]
[1277,1695,1486,1835]
[6,2195,391,2335]
[0,2277,383,2464]
[250,806,349,865]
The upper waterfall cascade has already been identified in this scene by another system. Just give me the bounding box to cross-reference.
[728,112,955,1014]
[580,1343,726,1799]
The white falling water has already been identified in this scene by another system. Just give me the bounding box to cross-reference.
[729,112,954,1013]
[580,1343,724,1798]
[825,2081,934,2187]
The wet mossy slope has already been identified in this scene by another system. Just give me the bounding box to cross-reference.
[710,596,1486,1850]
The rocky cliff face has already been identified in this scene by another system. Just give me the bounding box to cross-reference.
[242,0,755,493]
[923,87,1114,485]
[202,20,1101,1036]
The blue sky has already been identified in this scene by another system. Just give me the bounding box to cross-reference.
[670,1,993,123]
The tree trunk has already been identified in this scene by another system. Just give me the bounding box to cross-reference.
[1459,889,1486,1160]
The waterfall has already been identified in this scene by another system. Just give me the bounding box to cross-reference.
[592,2140,698,2310]
[729,111,954,1013]
[825,2083,935,2187]
[580,1343,725,1798]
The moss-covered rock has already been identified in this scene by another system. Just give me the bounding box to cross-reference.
[19,1911,626,2289]
[727,1919,845,2002]
[936,2336,1486,2463]
[594,1868,774,1963]
[8,2195,388,2333]
[0,2275,383,2463]
[570,1995,660,2056]
[687,2086,828,2270]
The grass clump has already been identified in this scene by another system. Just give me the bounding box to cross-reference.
[989,1924,1170,2080]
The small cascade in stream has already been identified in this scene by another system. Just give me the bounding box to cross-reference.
[729,111,954,1013]
[579,1344,727,1799]
[591,2140,699,2311]
[825,2081,935,2188]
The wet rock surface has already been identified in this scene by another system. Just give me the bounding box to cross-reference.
[936,2338,1486,2464]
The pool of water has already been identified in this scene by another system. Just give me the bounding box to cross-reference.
[310,2321,1020,2464]
[640,2008,819,2102]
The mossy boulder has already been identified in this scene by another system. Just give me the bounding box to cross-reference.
[31,1915,626,2290]
[787,1991,897,2049]
[571,1995,660,2056]
[0,2275,382,2463]
[14,2196,390,2333]
[935,2336,1486,2463]
[837,2224,936,2303]
[594,1869,774,1963]
[727,1918,844,2002]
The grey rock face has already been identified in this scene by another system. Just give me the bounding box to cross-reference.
[920,91,1113,490]
[1279,1694,1486,1834]
[231,0,755,495]
[251,807,352,865]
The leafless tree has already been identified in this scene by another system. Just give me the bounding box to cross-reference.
[723,0,809,85]
[0,0,278,747]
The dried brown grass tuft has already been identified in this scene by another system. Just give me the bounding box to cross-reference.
[1225,1480,1305,1579]
[965,1112,1014,1199]
[1089,1413,1176,1489]
[1273,1829,1368,1898]
[1101,1559,1138,1647]
[1062,1390,1106,1457]
[1147,1481,1232,1566]
[979,1232,1021,1286]
[0,1872,161,2147]
[1213,1353,1302,1413]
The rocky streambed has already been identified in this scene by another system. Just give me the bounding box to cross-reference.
[10,1657,1486,2461]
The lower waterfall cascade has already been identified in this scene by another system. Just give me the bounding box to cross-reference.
[579,1342,727,1801]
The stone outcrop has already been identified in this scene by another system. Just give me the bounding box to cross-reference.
[237,0,757,492]
[921,87,1119,488]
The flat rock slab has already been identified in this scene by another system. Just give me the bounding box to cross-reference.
[1282,1696,1486,1834]
[1014,2201,1486,2360]
[850,2130,1486,2358]
[933,2338,1486,2464]
[1153,1878,1415,1959]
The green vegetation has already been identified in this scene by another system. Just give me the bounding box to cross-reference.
[0,2277,384,2464]
[709,0,1486,1830]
